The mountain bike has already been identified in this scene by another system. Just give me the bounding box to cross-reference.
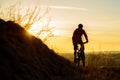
[75,42,87,67]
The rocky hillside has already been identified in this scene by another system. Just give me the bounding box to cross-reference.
[0,19,83,80]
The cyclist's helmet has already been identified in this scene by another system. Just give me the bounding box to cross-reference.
[78,24,83,29]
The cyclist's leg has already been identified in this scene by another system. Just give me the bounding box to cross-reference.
[74,50,77,63]
[80,43,85,67]
[81,52,85,67]
[73,43,77,63]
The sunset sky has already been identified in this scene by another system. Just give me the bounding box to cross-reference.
[1,0,120,53]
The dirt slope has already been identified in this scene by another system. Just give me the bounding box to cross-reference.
[0,19,82,80]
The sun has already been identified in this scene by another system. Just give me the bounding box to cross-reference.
[27,22,41,35]
[28,23,39,35]
[27,20,60,39]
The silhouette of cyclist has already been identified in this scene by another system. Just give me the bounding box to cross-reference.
[72,24,88,67]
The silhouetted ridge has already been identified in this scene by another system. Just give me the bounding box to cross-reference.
[0,19,82,80]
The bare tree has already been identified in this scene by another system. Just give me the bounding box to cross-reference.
[0,1,54,42]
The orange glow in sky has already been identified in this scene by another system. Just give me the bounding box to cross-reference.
[1,0,120,53]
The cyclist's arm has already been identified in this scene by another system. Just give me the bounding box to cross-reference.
[83,30,88,43]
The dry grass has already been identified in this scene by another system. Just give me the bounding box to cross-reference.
[83,66,120,80]
[61,51,120,80]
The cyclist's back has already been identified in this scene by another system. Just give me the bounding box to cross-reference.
[72,28,86,43]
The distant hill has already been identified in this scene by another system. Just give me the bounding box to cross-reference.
[0,19,83,80]
[61,52,120,67]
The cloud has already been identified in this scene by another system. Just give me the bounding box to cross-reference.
[42,5,88,11]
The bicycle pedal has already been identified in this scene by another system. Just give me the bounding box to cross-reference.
[76,58,81,61]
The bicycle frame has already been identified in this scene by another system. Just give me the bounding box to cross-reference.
[76,46,83,67]
[75,42,87,67]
